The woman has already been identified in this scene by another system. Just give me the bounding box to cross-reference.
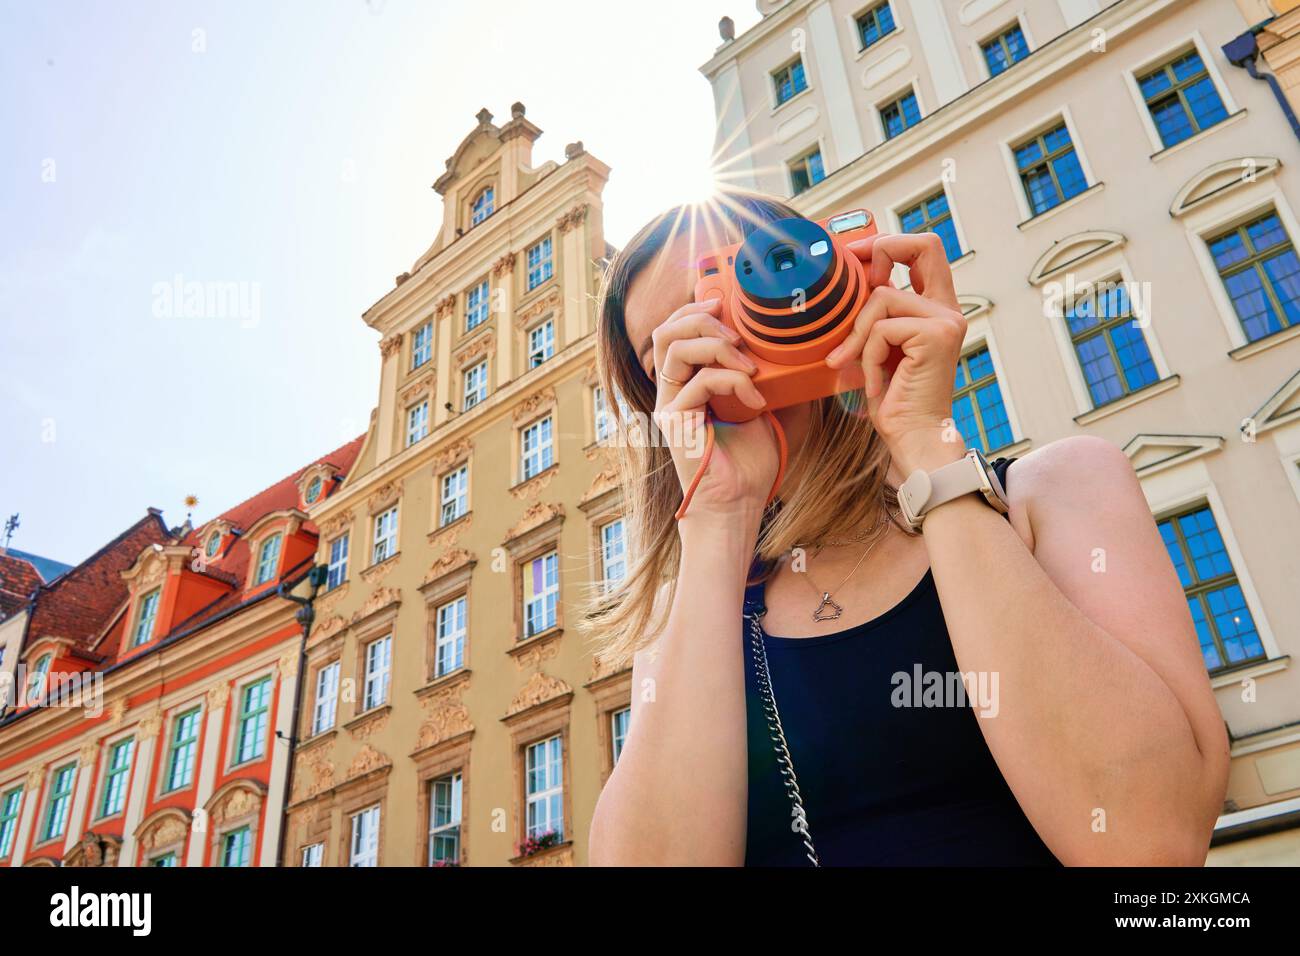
[585,192,1229,866]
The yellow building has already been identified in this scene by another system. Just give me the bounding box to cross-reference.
[283,104,628,866]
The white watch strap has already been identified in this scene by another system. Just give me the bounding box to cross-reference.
[899,452,1001,529]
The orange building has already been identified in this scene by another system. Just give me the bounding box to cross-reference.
[0,438,361,867]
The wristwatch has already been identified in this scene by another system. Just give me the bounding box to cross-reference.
[897,448,1009,531]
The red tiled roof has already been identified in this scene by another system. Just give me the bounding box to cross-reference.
[0,553,44,620]
[23,512,173,652]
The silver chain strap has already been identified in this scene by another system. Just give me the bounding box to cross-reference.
[746,611,821,867]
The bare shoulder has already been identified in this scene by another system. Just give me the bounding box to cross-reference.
[1003,436,1142,546]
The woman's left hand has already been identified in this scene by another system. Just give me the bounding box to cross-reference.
[825,232,969,475]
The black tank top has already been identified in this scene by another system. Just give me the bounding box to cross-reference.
[742,458,1061,866]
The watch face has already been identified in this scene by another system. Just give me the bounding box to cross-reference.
[970,449,1009,511]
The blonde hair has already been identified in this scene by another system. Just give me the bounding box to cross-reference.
[582,192,903,668]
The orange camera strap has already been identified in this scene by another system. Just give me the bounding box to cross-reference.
[673,410,788,522]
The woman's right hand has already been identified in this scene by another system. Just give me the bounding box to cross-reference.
[651,298,780,520]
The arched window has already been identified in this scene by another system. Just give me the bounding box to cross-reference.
[470,186,494,226]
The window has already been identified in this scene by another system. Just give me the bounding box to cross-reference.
[525,735,564,841]
[205,530,221,558]
[327,534,349,591]
[595,385,624,444]
[982,24,1029,77]
[465,279,489,331]
[1207,212,1300,343]
[463,361,488,410]
[411,321,433,370]
[527,319,555,368]
[440,465,468,526]
[600,519,627,589]
[150,852,177,867]
[0,787,22,857]
[221,826,251,867]
[856,1,896,50]
[1064,281,1159,406]
[523,552,559,638]
[611,708,630,766]
[428,772,463,866]
[301,842,324,867]
[373,506,398,564]
[521,417,554,480]
[880,89,921,140]
[99,738,134,817]
[952,347,1013,455]
[42,763,75,841]
[434,596,467,678]
[30,652,52,697]
[526,236,553,291]
[164,708,201,792]
[132,589,161,647]
[312,661,340,735]
[899,191,962,262]
[350,805,380,867]
[470,186,494,226]
[406,401,430,447]
[363,635,392,710]
[254,534,282,586]
[1138,49,1228,148]
[788,148,825,197]
[235,677,272,764]
[772,58,807,106]
[1158,506,1263,672]
[1013,123,1087,215]
[304,475,323,505]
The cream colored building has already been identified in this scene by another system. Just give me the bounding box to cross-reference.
[284,104,628,866]
[702,0,1300,864]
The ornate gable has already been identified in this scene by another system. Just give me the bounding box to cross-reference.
[1122,434,1223,478]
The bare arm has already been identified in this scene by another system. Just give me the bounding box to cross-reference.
[922,435,1229,865]
[588,508,761,866]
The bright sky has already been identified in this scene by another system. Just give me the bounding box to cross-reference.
[0,0,761,564]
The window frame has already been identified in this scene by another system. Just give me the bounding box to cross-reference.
[349,804,381,867]
[372,505,399,565]
[440,464,469,527]
[463,359,489,410]
[311,658,340,736]
[301,842,324,867]
[1062,275,1163,409]
[521,550,560,640]
[464,278,490,333]
[410,320,433,370]
[877,85,922,141]
[854,0,897,53]
[951,343,1015,456]
[162,705,203,795]
[131,588,161,647]
[526,318,555,369]
[406,399,430,448]
[519,415,555,481]
[469,185,494,227]
[1122,32,1240,155]
[41,761,77,844]
[0,784,22,858]
[427,771,463,866]
[893,184,966,263]
[96,736,135,819]
[599,518,627,591]
[978,20,1031,79]
[770,56,809,109]
[362,634,393,712]
[221,825,252,867]
[232,674,273,766]
[433,595,467,679]
[326,533,349,591]
[525,235,554,292]
[787,143,826,197]
[253,533,283,586]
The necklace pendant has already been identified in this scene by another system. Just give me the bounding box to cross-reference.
[812,592,843,622]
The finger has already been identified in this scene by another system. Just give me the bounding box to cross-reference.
[663,367,767,412]
[661,337,756,388]
[860,315,959,397]
[850,233,956,306]
[824,285,950,369]
[652,306,740,382]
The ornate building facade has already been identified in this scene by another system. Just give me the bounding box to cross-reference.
[703,0,1300,863]
[0,440,360,867]
[283,104,626,867]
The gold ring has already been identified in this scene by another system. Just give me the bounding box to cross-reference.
[658,371,687,388]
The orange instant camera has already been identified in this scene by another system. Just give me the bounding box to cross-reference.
[693,209,877,423]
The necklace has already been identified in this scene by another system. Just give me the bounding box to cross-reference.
[797,514,890,622]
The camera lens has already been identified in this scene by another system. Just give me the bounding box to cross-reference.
[733,217,859,342]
